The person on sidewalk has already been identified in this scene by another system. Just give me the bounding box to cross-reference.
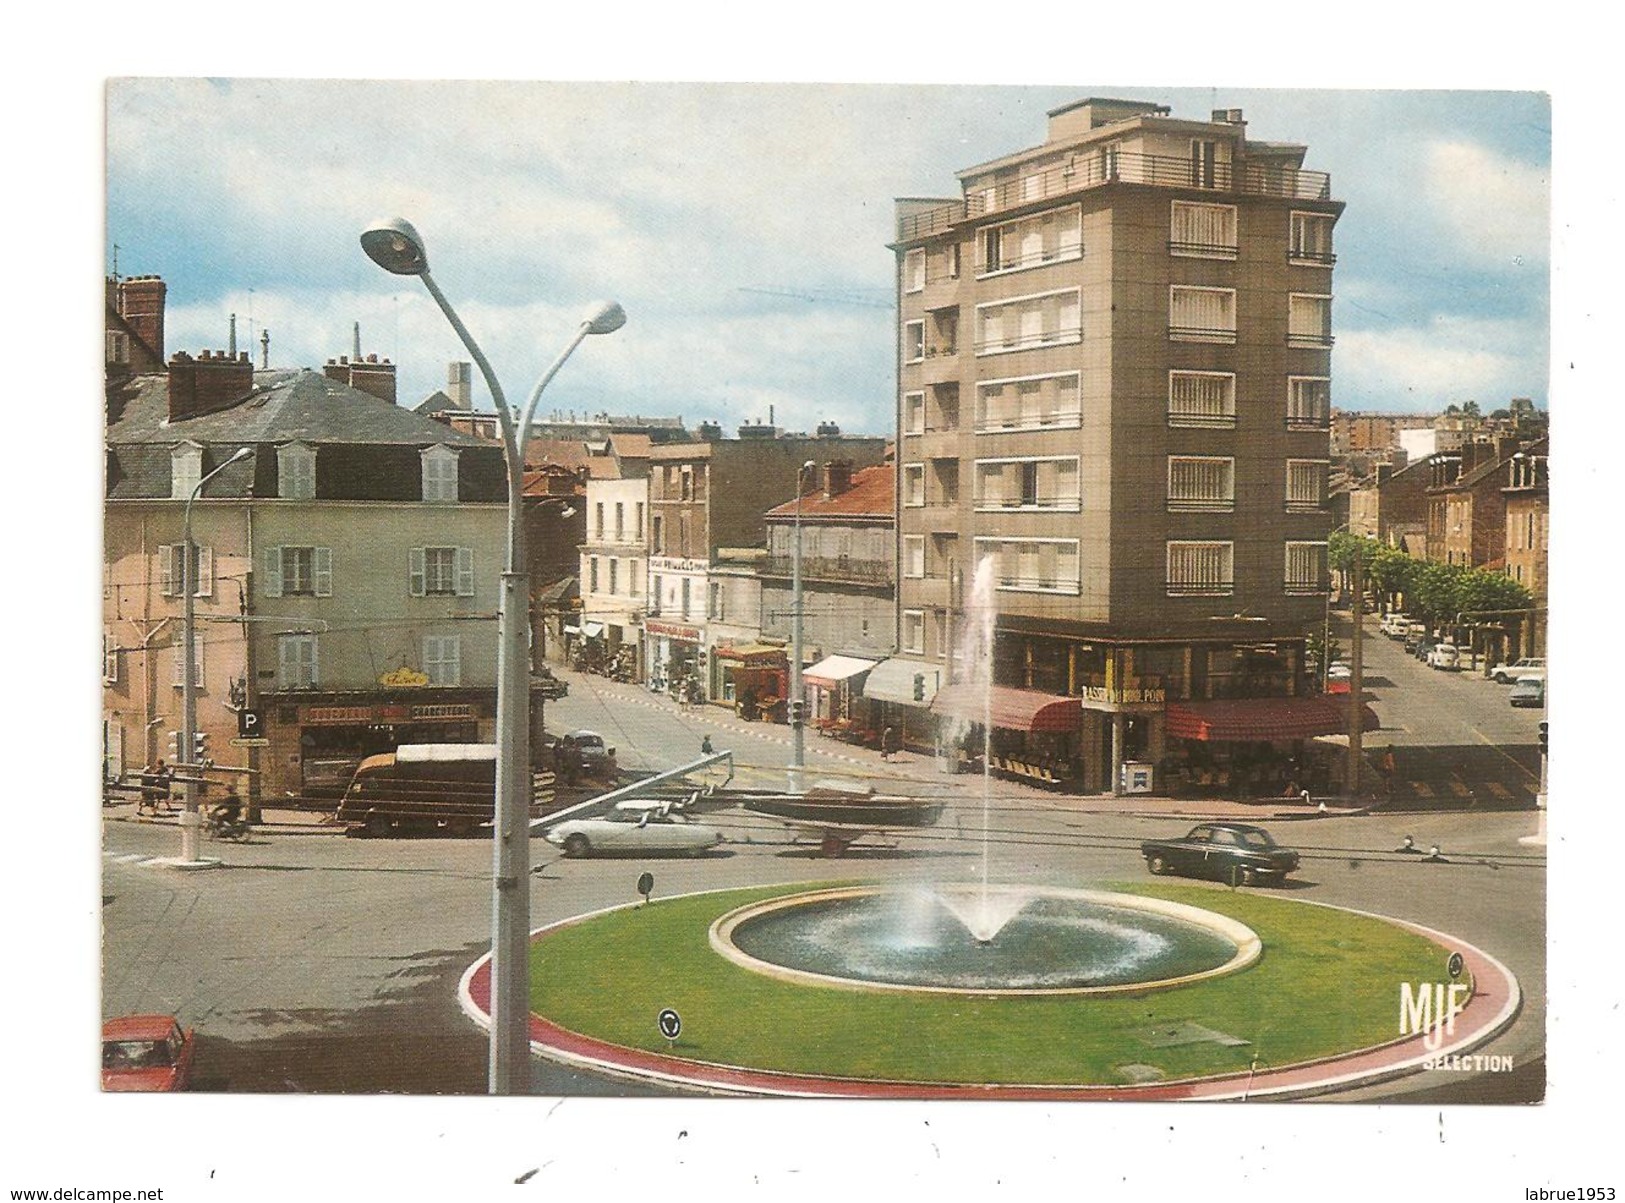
[880,726,899,762]
[1380,748,1397,797]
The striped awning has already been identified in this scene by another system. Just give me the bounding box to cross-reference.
[803,654,880,687]
[1165,696,1380,742]
[716,643,785,665]
[930,684,1081,733]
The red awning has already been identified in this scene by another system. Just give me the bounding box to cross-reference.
[930,684,1081,733]
[1165,696,1380,742]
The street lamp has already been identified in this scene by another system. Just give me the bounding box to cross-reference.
[362,216,624,1095]
[181,446,253,859]
[788,459,815,793]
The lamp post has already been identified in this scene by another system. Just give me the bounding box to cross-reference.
[788,459,815,793]
[362,217,623,1095]
[181,447,253,858]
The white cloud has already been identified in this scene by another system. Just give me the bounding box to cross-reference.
[1334,314,1546,410]
[1420,140,1549,269]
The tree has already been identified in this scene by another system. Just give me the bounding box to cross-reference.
[1461,400,1481,419]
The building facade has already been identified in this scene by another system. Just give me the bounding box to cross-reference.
[577,473,649,673]
[893,98,1346,794]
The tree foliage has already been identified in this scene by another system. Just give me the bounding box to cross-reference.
[1331,534,1533,625]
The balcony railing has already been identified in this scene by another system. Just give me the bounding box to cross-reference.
[974,325,1083,355]
[1168,409,1236,429]
[1289,248,1337,266]
[1287,331,1335,348]
[1168,324,1237,344]
[1168,497,1235,513]
[1284,498,1326,514]
[1285,413,1330,432]
[1166,579,1235,597]
[898,151,1332,241]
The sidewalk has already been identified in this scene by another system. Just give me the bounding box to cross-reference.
[103,799,342,833]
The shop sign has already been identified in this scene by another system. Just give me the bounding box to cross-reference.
[646,620,702,642]
[379,667,431,687]
[413,704,474,720]
[649,556,707,575]
[1084,685,1166,705]
[304,705,373,725]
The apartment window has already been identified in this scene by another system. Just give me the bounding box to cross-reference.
[903,463,926,508]
[636,502,646,540]
[1191,139,1220,189]
[423,635,462,686]
[614,503,625,541]
[680,578,692,618]
[1289,211,1336,265]
[975,288,1081,355]
[589,557,600,593]
[651,515,664,554]
[904,320,925,363]
[902,610,926,655]
[1285,460,1328,512]
[1285,542,1328,595]
[1288,377,1331,429]
[903,535,926,579]
[934,242,961,281]
[629,558,642,597]
[277,634,319,690]
[972,537,1081,595]
[170,444,202,501]
[650,574,663,614]
[680,466,695,501]
[595,502,605,538]
[975,456,1080,511]
[904,247,926,293]
[277,442,316,500]
[1167,541,1234,597]
[421,445,460,502]
[976,372,1081,432]
[410,546,474,597]
[609,559,619,596]
[1167,457,1235,512]
[904,391,926,436]
[103,628,119,684]
[1168,371,1236,428]
[264,546,332,598]
[1288,294,1334,347]
[159,544,214,598]
[1170,201,1238,258]
[1100,142,1121,180]
[679,514,691,557]
[171,632,205,688]
[977,205,1083,276]
[1169,286,1236,343]
[708,580,723,620]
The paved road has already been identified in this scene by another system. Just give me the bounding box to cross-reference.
[102,738,1545,1101]
[1341,609,1544,811]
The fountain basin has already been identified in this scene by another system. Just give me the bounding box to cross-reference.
[709,885,1261,997]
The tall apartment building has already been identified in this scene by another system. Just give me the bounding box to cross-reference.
[894,98,1345,794]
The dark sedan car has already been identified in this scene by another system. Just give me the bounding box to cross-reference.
[1140,822,1300,886]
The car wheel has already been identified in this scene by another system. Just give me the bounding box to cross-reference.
[1147,855,1169,875]
[366,812,391,838]
[1238,865,1257,887]
[563,833,591,858]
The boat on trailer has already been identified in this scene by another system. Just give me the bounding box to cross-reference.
[740,781,945,855]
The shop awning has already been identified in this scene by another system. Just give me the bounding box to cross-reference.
[581,621,606,638]
[562,624,581,636]
[803,654,879,687]
[1165,696,1380,742]
[863,658,944,706]
[930,684,1082,733]
[716,643,785,665]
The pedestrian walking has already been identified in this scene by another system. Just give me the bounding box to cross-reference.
[1380,747,1396,797]
[881,726,899,761]
[701,735,714,755]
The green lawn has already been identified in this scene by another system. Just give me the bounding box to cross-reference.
[529,882,1446,1086]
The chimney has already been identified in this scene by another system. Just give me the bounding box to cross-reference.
[229,314,237,357]
[260,328,270,369]
[324,353,398,405]
[823,459,854,499]
[353,322,362,361]
[448,362,473,409]
[117,275,167,363]
[167,349,254,422]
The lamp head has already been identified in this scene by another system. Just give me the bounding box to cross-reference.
[360,217,429,276]
[227,447,253,465]
[582,300,627,335]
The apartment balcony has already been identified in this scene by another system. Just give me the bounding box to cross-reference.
[1167,409,1236,430]
[1167,498,1235,514]
[922,347,961,386]
[1287,331,1335,349]
[897,152,1332,242]
[1285,413,1330,433]
[974,325,1083,356]
[1284,499,1327,515]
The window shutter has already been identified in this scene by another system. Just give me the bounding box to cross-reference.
[456,547,475,597]
[196,546,214,597]
[159,544,174,596]
[314,547,333,597]
[105,719,124,781]
[264,547,283,598]
[409,547,426,597]
[104,629,119,683]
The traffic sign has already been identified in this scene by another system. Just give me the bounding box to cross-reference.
[637,871,655,902]
[238,708,264,740]
[1447,952,1465,980]
[658,1009,681,1041]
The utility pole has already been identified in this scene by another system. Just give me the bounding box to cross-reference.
[1346,541,1364,798]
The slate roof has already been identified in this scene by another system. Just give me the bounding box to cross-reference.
[105,368,506,502]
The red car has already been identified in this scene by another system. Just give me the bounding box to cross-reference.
[101,1015,195,1091]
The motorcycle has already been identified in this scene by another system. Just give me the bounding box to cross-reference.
[207,804,252,841]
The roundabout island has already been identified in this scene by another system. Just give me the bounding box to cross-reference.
[459,880,1521,1101]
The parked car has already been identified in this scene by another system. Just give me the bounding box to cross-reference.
[1491,657,1546,685]
[1325,662,1352,694]
[1509,676,1546,708]
[534,665,569,700]
[1140,822,1300,886]
[1428,643,1461,670]
[554,730,617,782]
[1412,636,1437,661]
[1380,613,1411,638]
[1402,624,1428,653]
[102,1015,195,1092]
[544,799,724,858]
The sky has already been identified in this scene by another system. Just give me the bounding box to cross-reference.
[104,81,1551,434]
